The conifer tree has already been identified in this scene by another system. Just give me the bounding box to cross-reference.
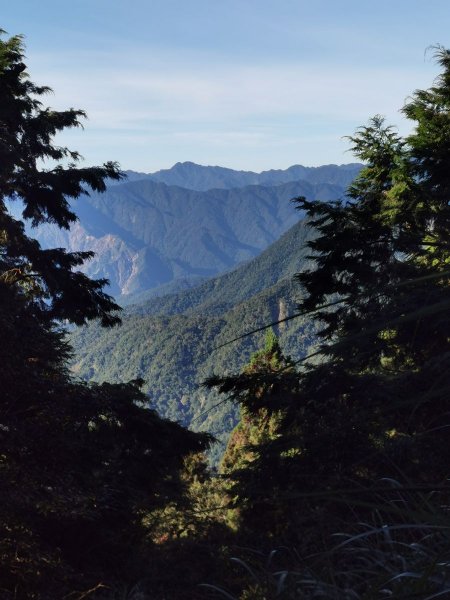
[210,331,296,539]
[0,30,211,598]
[210,48,450,546]
[0,29,123,326]
[220,330,292,475]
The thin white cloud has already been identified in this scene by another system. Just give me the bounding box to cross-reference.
[32,57,435,124]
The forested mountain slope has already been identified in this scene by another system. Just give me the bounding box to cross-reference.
[128,212,314,316]
[70,218,317,460]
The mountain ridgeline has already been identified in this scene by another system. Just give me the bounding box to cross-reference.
[34,162,361,298]
[127,160,362,191]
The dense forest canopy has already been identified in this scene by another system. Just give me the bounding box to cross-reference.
[2,25,450,600]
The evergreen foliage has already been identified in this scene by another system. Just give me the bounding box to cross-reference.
[0,30,211,598]
[215,332,296,538]
[219,330,293,476]
[0,30,124,326]
[207,48,450,552]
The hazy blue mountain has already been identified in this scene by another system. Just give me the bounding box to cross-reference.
[70,218,318,462]
[128,214,315,317]
[147,161,362,191]
[36,177,346,298]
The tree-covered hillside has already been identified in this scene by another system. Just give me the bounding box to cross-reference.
[34,176,348,298]
[70,217,318,461]
[128,214,315,316]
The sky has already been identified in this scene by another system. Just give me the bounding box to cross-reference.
[3,0,450,172]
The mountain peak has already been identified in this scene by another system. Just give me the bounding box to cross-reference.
[148,162,361,192]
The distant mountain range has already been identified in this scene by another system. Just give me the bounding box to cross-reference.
[123,161,362,192]
[70,217,319,462]
[32,162,361,299]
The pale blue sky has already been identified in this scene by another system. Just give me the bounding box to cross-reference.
[3,1,450,171]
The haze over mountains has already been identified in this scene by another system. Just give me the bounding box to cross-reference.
[34,162,361,299]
